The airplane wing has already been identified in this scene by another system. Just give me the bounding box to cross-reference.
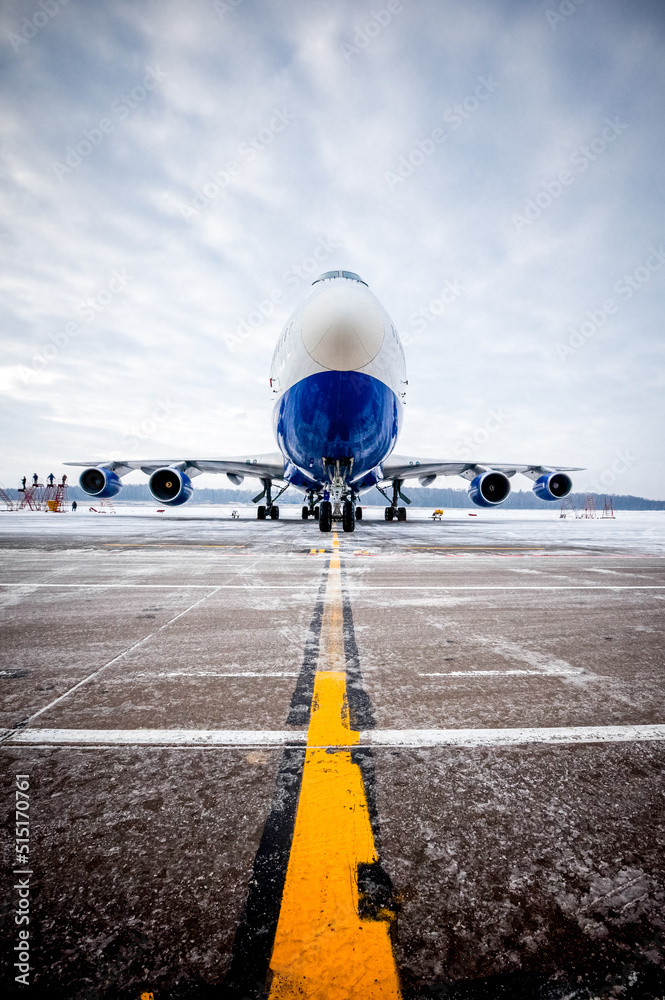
[64,453,287,483]
[381,455,584,483]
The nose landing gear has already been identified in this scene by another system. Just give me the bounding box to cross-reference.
[319,500,333,532]
[342,499,355,533]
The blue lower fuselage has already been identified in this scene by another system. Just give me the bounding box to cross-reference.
[273,371,401,492]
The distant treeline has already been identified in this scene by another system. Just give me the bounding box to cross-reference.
[361,488,665,511]
[9,483,662,510]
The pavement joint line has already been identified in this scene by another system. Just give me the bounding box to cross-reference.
[2,725,665,747]
[120,671,301,678]
[0,583,664,590]
[342,585,665,591]
[419,669,583,677]
[0,586,223,744]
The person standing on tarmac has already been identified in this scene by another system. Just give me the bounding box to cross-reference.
[72,500,77,512]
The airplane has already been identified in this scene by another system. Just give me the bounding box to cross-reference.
[66,269,582,533]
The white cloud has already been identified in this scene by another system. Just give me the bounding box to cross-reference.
[0,0,663,496]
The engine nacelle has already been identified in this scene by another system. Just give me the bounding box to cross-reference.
[79,467,122,498]
[469,470,511,508]
[533,472,572,501]
[149,467,193,506]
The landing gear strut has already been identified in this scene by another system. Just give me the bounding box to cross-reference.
[317,457,357,533]
[303,490,321,520]
[380,479,409,523]
[255,478,286,520]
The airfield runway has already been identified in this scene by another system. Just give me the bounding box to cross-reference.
[1,506,664,999]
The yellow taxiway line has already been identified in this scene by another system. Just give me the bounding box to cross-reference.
[268,531,402,999]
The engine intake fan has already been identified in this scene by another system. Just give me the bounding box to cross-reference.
[532,472,572,501]
[79,467,122,499]
[469,470,511,508]
[149,467,193,506]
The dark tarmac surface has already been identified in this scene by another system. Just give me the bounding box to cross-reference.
[1,508,664,999]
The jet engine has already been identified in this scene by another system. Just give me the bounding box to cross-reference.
[532,472,572,501]
[148,467,193,506]
[79,467,123,498]
[468,470,511,508]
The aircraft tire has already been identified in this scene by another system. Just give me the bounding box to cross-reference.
[319,501,332,532]
[355,507,363,520]
[385,506,395,521]
[314,505,320,521]
[342,501,355,533]
[270,506,280,520]
[257,506,266,520]
[301,506,309,519]
[397,506,407,521]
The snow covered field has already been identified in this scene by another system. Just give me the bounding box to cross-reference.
[2,504,663,555]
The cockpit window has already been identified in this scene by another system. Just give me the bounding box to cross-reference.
[312,270,368,286]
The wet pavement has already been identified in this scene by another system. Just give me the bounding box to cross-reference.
[1,507,664,999]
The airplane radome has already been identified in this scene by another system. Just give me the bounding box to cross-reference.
[67,270,582,532]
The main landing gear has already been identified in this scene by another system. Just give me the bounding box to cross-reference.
[301,493,320,520]
[380,478,409,523]
[255,478,286,520]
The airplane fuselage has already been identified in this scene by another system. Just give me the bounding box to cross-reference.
[269,270,406,494]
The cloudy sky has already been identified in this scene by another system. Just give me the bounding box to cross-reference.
[1,0,664,498]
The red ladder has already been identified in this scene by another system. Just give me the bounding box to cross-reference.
[601,497,615,519]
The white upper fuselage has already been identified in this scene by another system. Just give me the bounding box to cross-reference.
[269,272,407,404]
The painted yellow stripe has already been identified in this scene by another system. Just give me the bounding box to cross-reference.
[317,541,344,673]
[268,531,402,999]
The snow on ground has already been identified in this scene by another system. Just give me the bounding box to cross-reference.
[1,505,663,555]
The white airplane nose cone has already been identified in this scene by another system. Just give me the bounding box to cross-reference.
[301,285,384,370]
